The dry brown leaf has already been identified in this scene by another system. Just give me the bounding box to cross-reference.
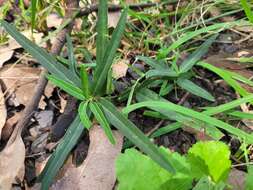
[0,65,41,106]
[0,134,25,190]
[108,12,121,28]
[228,169,246,190]
[0,85,6,140]
[50,125,123,190]
[46,14,62,28]
[112,60,128,79]
[1,112,21,141]
[0,50,14,68]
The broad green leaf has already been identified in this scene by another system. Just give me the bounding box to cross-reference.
[99,98,176,174]
[136,56,167,70]
[179,34,218,73]
[246,165,253,190]
[92,9,127,95]
[89,101,115,144]
[116,147,192,190]
[31,0,37,32]
[66,34,78,75]
[187,141,231,183]
[38,116,84,190]
[177,78,215,102]
[96,0,108,68]
[47,75,85,100]
[197,61,250,97]
[0,20,81,86]
[122,101,253,143]
[78,101,92,129]
[80,65,90,98]
[146,69,178,78]
[193,176,226,190]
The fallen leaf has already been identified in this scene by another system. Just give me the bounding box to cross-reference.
[51,125,123,190]
[112,60,128,79]
[0,65,41,106]
[0,85,6,140]
[1,112,21,141]
[228,169,246,190]
[108,12,121,28]
[0,133,25,189]
[46,14,63,28]
[0,50,14,68]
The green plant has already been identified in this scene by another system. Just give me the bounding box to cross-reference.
[116,141,231,190]
[0,1,181,189]
[137,34,217,102]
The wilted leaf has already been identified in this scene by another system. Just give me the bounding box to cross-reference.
[112,60,129,79]
[108,12,121,28]
[0,133,25,189]
[0,85,6,140]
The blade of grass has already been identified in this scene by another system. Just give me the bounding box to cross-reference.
[99,97,176,174]
[146,69,178,78]
[31,0,37,32]
[179,34,218,73]
[66,34,78,75]
[92,9,127,95]
[240,0,253,23]
[122,101,253,143]
[89,101,115,144]
[80,65,90,98]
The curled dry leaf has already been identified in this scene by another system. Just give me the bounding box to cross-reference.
[0,133,25,190]
[0,85,6,140]
[112,60,129,80]
[0,65,41,106]
[50,125,123,190]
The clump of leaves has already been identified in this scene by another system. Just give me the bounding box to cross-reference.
[116,141,231,190]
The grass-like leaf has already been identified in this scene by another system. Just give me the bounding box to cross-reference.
[31,0,37,32]
[177,78,215,102]
[78,101,92,129]
[240,0,253,23]
[99,97,176,174]
[136,56,167,70]
[0,20,81,87]
[179,34,218,73]
[146,69,178,78]
[38,116,84,190]
[66,34,78,76]
[47,75,85,100]
[92,9,127,95]
[96,0,108,69]
[80,65,90,98]
[122,101,253,144]
[89,101,115,144]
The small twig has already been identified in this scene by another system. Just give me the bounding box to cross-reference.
[7,0,79,146]
[78,1,178,17]
[178,92,190,105]
[146,120,164,137]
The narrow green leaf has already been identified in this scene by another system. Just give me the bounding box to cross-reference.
[0,20,81,86]
[146,69,178,78]
[240,0,253,23]
[96,0,108,68]
[198,61,250,97]
[38,116,84,190]
[89,101,115,144]
[157,22,234,58]
[80,65,90,98]
[177,78,215,102]
[31,0,37,32]
[78,101,92,129]
[227,111,253,119]
[179,34,218,73]
[93,9,127,95]
[123,101,253,144]
[136,56,167,70]
[47,75,85,100]
[66,34,78,75]
[99,98,176,174]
